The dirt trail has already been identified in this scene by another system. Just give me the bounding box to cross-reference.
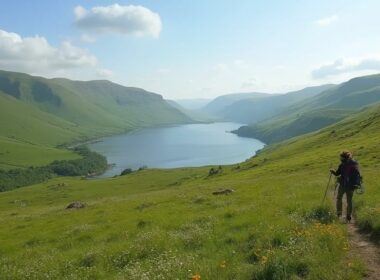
[330,187,380,279]
[347,220,380,280]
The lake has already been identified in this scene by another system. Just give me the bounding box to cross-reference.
[89,122,265,177]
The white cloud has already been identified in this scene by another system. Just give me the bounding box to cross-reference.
[0,29,99,77]
[97,68,114,79]
[315,15,338,26]
[312,56,380,79]
[74,4,162,38]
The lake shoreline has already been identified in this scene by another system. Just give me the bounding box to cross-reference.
[89,122,265,178]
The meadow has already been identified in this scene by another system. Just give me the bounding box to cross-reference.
[1,104,380,279]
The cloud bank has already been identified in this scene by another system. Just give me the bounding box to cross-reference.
[74,4,162,38]
[0,29,111,79]
[312,56,380,79]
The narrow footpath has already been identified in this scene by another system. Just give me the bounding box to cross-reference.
[329,187,380,279]
[347,220,380,280]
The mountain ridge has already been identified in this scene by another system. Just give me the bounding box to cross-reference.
[234,73,380,142]
[201,85,334,123]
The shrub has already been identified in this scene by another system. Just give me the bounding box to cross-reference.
[50,146,107,176]
[208,166,223,176]
[120,168,133,176]
[138,165,147,171]
[253,257,291,280]
[79,253,97,267]
[306,206,335,224]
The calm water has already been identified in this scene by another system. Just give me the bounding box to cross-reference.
[89,122,265,177]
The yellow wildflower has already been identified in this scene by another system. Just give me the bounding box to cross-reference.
[260,256,268,265]
[191,274,201,280]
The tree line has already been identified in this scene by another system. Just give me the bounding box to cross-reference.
[0,146,107,192]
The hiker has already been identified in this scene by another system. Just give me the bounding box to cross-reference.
[330,151,361,222]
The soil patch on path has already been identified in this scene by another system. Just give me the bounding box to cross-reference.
[348,220,380,279]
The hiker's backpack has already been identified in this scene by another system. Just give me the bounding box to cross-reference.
[347,161,363,192]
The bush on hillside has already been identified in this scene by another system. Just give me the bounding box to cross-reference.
[208,166,223,176]
[50,146,107,176]
[305,206,335,224]
[120,168,133,176]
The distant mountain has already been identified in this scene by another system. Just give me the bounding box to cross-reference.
[291,74,380,111]
[201,92,269,116]
[166,100,216,122]
[174,98,211,110]
[219,85,334,124]
[234,73,380,143]
[0,70,192,168]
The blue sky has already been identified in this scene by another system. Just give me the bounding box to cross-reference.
[1,1,380,99]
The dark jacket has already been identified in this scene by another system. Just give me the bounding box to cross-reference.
[332,159,361,190]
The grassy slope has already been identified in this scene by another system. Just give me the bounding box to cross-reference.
[0,93,81,169]
[51,79,192,129]
[1,105,380,279]
[0,136,80,170]
[235,109,352,143]
[0,70,191,168]
[235,74,380,143]
[220,84,335,124]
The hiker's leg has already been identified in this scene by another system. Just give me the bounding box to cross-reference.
[346,190,354,220]
[336,186,344,217]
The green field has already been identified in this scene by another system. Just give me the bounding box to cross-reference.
[0,136,79,170]
[1,103,380,279]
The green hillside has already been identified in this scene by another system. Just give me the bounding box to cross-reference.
[0,70,192,168]
[235,109,352,143]
[220,85,334,124]
[235,74,380,143]
[305,74,380,110]
[1,103,379,279]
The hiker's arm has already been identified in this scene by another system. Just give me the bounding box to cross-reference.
[330,165,342,176]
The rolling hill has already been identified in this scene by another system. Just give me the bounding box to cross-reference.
[234,73,380,143]
[0,70,192,169]
[219,84,334,124]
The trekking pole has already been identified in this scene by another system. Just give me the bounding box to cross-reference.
[321,164,333,205]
